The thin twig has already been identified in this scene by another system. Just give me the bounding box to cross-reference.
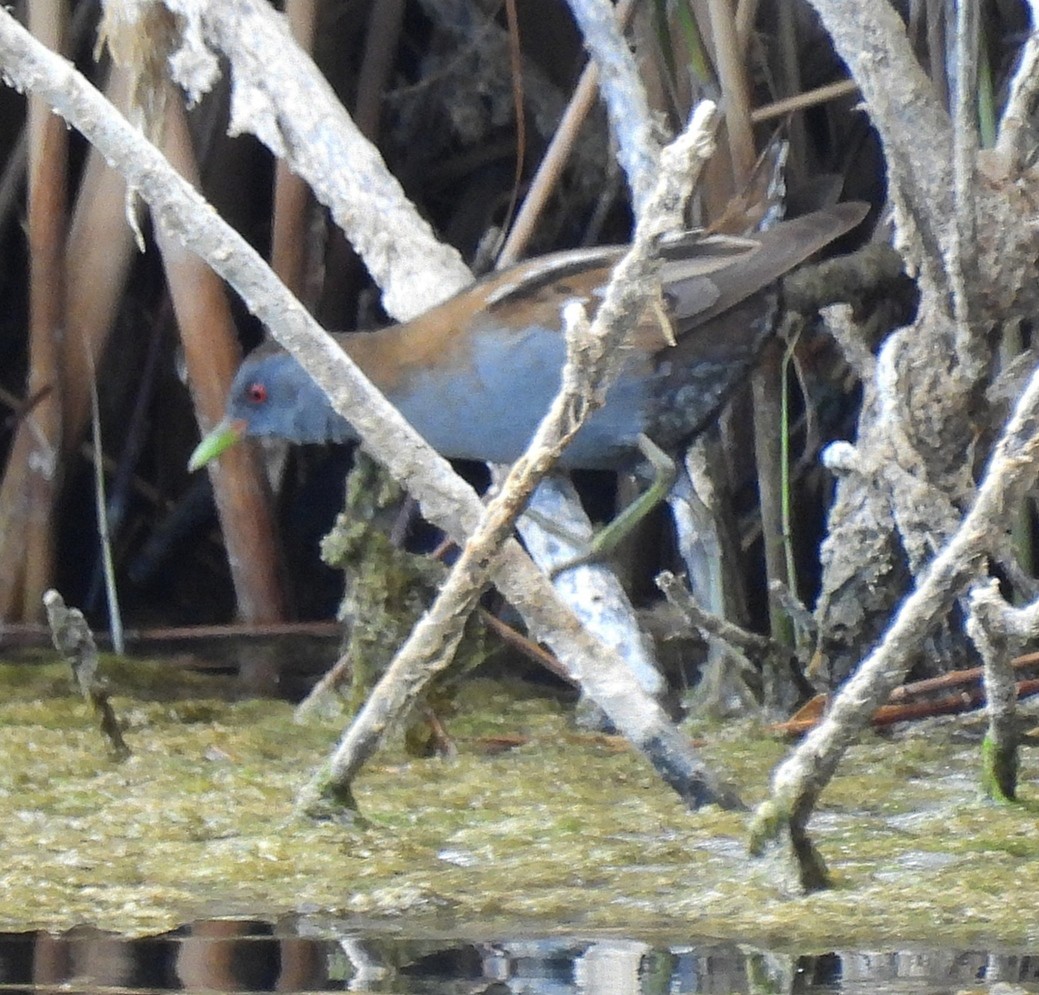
[657,570,771,657]
[84,342,123,655]
[750,79,859,124]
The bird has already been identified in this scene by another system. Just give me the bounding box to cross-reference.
[189,203,867,477]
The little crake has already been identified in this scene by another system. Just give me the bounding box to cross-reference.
[189,204,866,473]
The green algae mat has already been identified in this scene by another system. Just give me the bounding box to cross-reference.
[2,656,1038,946]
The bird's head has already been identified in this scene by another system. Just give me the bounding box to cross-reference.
[188,349,353,471]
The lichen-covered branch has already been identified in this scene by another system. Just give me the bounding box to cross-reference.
[0,6,737,810]
[43,589,129,758]
[966,579,1039,802]
[562,0,660,212]
[301,106,747,817]
[803,0,953,288]
[751,349,1039,887]
[805,5,1039,687]
[995,0,1039,163]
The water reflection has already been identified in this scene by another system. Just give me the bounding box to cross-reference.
[0,919,1035,994]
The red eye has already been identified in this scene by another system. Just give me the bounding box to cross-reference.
[246,382,268,404]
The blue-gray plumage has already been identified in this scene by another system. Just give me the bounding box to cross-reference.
[189,204,866,473]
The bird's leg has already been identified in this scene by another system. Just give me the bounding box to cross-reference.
[547,434,677,579]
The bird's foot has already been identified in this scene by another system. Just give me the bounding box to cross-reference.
[545,434,676,580]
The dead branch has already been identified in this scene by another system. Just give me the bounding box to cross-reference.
[0,5,736,810]
[300,105,747,818]
[43,589,129,758]
[751,347,1039,889]
[966,579,1039,802]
